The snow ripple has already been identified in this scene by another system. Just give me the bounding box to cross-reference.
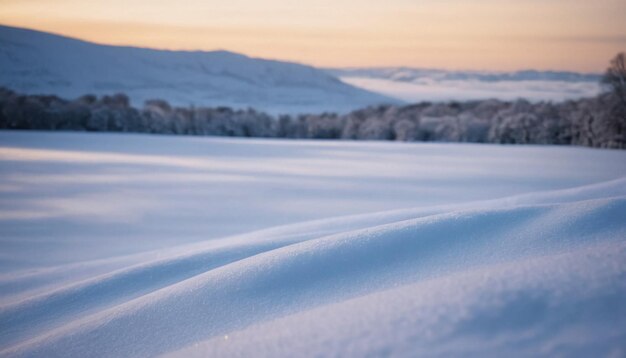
[1,181,625,357]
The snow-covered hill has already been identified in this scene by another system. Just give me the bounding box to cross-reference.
[0,25,396,114]
[329,67,603,103]
[1,131,625,357]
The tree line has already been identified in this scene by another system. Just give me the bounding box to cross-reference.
[1,54,624,149]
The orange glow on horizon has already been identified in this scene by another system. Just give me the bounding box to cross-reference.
[1,0,624,72]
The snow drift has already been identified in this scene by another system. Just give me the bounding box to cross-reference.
[0,131,625,357]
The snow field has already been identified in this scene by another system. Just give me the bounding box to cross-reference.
[1,131,625,357]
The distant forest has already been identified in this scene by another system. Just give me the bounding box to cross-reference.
[2,54,625,149]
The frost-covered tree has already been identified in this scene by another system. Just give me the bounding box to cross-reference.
[1,62,625,150]
[602,53,626,105]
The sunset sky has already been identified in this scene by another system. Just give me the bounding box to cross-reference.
[1,0,624,72]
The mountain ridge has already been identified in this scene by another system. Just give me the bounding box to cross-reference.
[0,24,397,114]
[327,67,601,83]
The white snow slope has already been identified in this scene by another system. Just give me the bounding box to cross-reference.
[1,131,625,357]
[0,25,395,115]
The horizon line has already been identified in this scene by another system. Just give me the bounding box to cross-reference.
[0,22,611,75]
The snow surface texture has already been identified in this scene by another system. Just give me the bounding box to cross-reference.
[1,131,626,357]
[0,25,394,115]
[330,68,602,103]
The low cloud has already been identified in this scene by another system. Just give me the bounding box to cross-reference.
[338,73,602,103]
